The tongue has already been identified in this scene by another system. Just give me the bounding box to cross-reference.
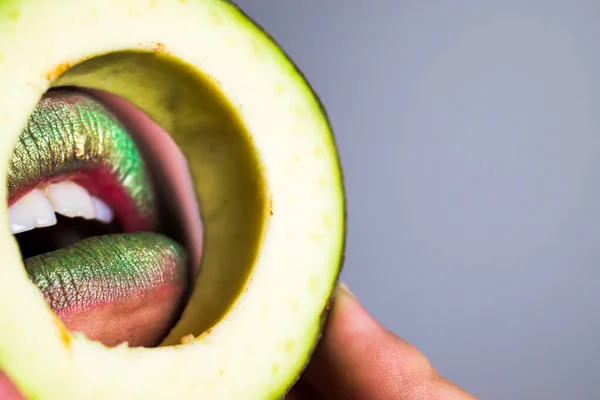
[24,232,188,348]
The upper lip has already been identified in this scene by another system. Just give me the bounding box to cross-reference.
[7,89,157,234]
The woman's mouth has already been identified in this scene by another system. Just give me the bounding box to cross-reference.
[6,89,190,348]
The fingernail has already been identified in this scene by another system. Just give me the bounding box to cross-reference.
[338,282,357,300]
[337,283,382,328]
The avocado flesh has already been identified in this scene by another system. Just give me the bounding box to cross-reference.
[0,1,345,400]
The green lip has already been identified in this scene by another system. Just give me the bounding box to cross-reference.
[8,90,190,344]
[25,233,187,317]
[8,89,156,231]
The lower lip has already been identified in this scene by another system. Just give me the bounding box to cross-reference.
[25,232,189,348]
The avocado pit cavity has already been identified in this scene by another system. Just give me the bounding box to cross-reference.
[7,89,192,348]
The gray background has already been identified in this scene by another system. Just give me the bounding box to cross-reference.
[233,1,600,399]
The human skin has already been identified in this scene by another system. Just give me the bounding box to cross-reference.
[286,284,479,400]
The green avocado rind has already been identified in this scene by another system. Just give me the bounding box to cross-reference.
[226,3,347,398]
[0,1,346,399]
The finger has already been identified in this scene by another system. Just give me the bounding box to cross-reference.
[303,284,478,400]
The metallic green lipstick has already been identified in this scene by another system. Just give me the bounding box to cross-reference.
[8,90,189,347]
[8,90,155,232]
[27,233,188,347]
[27,233,187,314]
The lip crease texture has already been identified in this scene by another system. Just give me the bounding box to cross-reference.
[27,233,188,347]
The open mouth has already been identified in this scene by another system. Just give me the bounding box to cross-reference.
[0,4,347,395]
[7,89,193,348]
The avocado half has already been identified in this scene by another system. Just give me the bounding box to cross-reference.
[0,1,345,399]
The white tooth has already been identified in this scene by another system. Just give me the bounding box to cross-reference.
[91,196,114,224]
[45,181,95,220]
[9,189,57,234]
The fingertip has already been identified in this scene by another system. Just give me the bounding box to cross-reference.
[333,282,383,336]
[306,283,477,400]
[305,283,399,398]
[338,282,356,300]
